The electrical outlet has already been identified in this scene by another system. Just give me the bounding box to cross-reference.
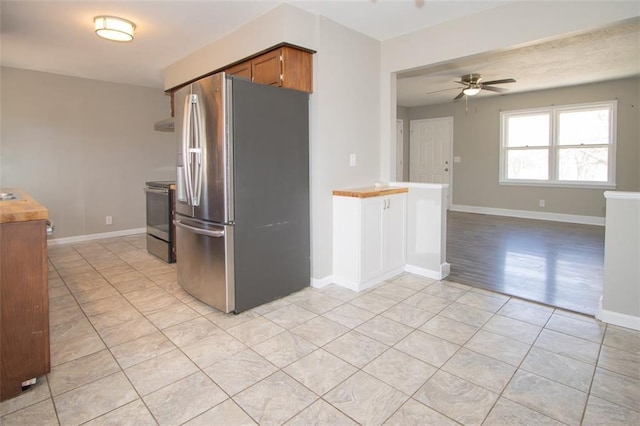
[349,153,357,167]
[106,216,113,225]
[539,200,545,208]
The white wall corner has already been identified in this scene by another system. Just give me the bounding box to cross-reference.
[310,275,335,289]
[404,263,450,281]
[48,228,146,246]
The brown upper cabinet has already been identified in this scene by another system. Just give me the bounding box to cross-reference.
[226,45,313,93]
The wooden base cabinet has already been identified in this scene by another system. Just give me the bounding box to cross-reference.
[333,193,407,291]
[0,219,50,401]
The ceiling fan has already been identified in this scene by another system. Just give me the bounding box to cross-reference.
[453,73,516,100]
[426,73,517,101]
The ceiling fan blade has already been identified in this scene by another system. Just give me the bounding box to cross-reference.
[454,80,468,86]
[426,87,459,95]
[482,85,508,93]
[453,91,465,101]
[481,78,516,85]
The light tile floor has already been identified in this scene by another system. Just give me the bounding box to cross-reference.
[1,235,639,425]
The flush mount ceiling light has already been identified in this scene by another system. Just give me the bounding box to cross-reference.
[94,16,136,42]
[463,87,481,96]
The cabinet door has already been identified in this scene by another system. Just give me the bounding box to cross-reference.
[361,197,384,282]
[226,61,252,81]
[383,194,407,271]
[252,49,282,87]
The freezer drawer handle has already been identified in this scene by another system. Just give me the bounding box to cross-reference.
[175,220,225,238]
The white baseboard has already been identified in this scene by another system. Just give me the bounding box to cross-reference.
[405,262,450,280]
[329,266,406,292]
[450,204,605,226]
[48,228,146,246]
[599,309,640,331]
[310,276,334,289]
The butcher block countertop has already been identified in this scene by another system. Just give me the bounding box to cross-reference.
[332,186,408,198]
[0,189,48,223]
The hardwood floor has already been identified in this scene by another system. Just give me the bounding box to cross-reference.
[446,211,604,316]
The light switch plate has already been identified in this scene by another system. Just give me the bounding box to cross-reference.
[349,153,357,167]
[454,156,461,163]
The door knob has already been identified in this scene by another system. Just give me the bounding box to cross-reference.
[445,168,449,171]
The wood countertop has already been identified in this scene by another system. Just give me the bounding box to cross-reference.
[0,189,49,224]
[332,186,408,198]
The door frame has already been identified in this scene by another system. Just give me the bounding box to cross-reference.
[396,119,404,181]
[409,116,454,208]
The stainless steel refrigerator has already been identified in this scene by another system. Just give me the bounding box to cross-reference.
[174,72,310,314]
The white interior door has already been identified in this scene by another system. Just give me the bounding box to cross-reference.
[410,117,453,184]
[396,119,404,181]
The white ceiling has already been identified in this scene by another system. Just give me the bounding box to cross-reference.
[1,1,638,107]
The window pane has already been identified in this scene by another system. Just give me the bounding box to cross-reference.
[507,149,548,180]
[507,114,550,147]
[558,109,610,146]
[558,147,608,181]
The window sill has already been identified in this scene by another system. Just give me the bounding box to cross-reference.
[499,180,616,190]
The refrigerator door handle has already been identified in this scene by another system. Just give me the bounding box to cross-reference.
[174,219,225,238]
[181,94,194,206]
[191,93,204,207]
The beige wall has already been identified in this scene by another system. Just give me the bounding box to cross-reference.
[0,67,176,239]
[396,106,410,181]
[407,78,640,218]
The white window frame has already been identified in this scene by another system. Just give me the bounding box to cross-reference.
[499,100,617,189]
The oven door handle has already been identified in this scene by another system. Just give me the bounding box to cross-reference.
[174,220,225,238]
[144,188,169,195]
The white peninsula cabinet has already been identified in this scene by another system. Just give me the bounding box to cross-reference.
[332,187,408,291]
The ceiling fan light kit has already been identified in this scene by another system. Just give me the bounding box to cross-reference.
[448,73,516,101]
[463,87,481,96]
[94,16,136,42]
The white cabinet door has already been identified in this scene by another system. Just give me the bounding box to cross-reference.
[361,197,384,282]
[384,194,407,271]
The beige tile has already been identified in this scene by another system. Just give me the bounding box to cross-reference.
[464,330,531,366]
[234,371,317,425]
[124,288,176,316]
[503,370,587,425]
[483,397,564,425]
[285,399,358,426]
[395,330,459,367]
[83,399,156,425]
[369,282,417,302]
[48,284,71,299]
[53,372,137,426]
[50,317,95,343]
[291,316,349,346]
[124,348,198,395]
[383,398,458,426]
[590,367,640,411]
[0,376,51,417]
[317,284,360,302]
[48,349,120,396]
[521,347,595,392]
[534,329,601,364]
[421,281,469,301]
[598,344,640,379]
[80,294,134,318]
[163,316,222,347]
[50,330,106,367]
[482,314,542,344]
[390,273,435,291]
[414,370,498,426]
[95,315,158,347]
[325,371,407,425]
[324,331,388,368]
[349,293,398,314]
[403,292,451,313]
[49,304,86,328]
[497,298,554,326]
[228,317,286,346]
[439,302,493,327]
[456,291,507,313]
[381,303,435,328]
[322,303,375,329]
[0,398,58,426]
[204,349,278,396]
[206,309,262,330]
[264,303,317,329]
[284,349,357,395]
[355,316,413,346]
[144,372,227,425]
[441,348,516,393]
[289,291,344,314]
[363,348,437,395]
[603,325,640,354]
[545,313,605,343]
[181,331,247,368]
[185,297,218,315]
[110,331,176,369]
[252,331,317,368]
[111,277,160,294]
[249,297,291,315]
[49,294,80,312]
[145,302,200,329]
[582,395,640,426]
[185,399,257,425]
[420,315,479,345]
